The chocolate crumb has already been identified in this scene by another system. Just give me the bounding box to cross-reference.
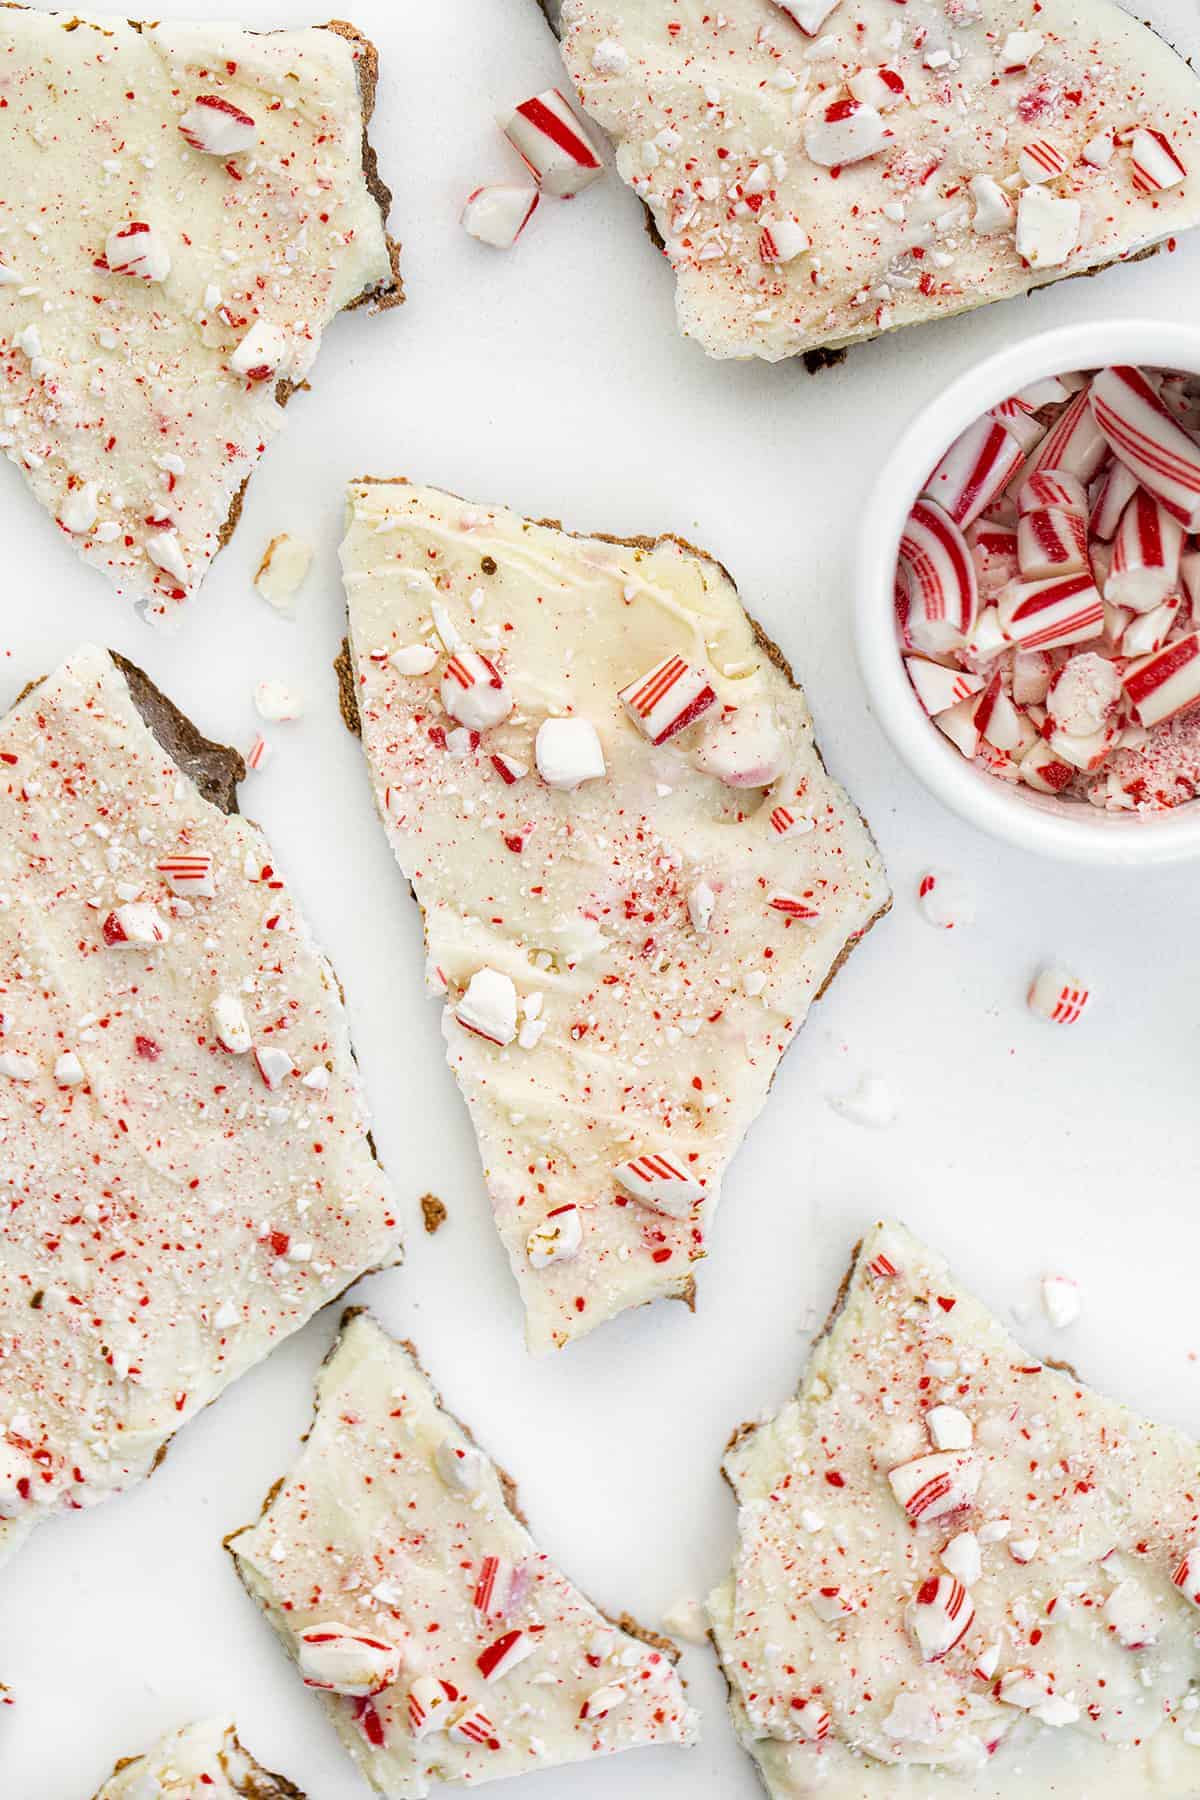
[421,1194,448,1235]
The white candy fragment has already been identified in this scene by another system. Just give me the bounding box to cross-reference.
[298,1622,403,1696]
[1016,187,1080,269]
[456,969,518,1046]
[254,1045,295,1090]
[827,1074,895,1129]
[1172,1545,1200,1609]
[888,1452,980,1522]
[254,680,302,722]
[592,38,630,75]
[1104,1579,1162,1649]
[462,185,540,249]
[60,481,100,536]
[1041,1275,1081,1329]
[441,649,513,731]
[942,1530,982,1585]
[916,870,975,929]
[580,1682,628,1720]
[758,217,812,263]
[1046,654,1120,736]
[526,1202,584,1268]
[391,645,440,676]
[693,703,788,787]
[212,993,252,1055]
[146,530,188,585]
[1027,965,1089,1025]
[106,220,170,282]
[102,904,170,948]
[687,881,716,933]
[620,654,717,744]
[0,1052,37,1081]
[661,1597,708,1644]
[435,1438,486,1495]
[255,534,313,608]
[613,1152,703,1218]
[231,320,293,383]
[54,1051,85,1088]
[1001,30,1043,68]
[997,1669,1053,1709]
[848,67,906,110]
[535,718,606,789]
[477,1628,536,1682]
[775,0,841,33]
[926,1405,973,1451]
[805,97,888,168]
[907,1575,975,1661]
[179,93,257,156]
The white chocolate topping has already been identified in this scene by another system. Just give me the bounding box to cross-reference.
[228,1310,699,1795]
[550,0,1200,360]
[341,482,888,1350]
[94,1719,300,1798]
[0,11,395,614]
[0,645,399,1565]
[709,1220,1200,1796]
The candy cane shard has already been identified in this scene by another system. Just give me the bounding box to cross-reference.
[227,1311,699,1795]
[0,646,399,1568]
[0,11,400,615]
[899,498,978,654]
[541,0,1200,362]
[341,482,889,1351]
[1091,366,1200,530]
[709,1220,1200,1798]
[92,1720,304,1799]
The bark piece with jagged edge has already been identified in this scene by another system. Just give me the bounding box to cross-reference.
[340,481,889,1350]
[0,11,401,616]
[0,644,400,1567]
[709,1219,1200,1797]
[93,1720,304,1799]
[541,0,1200,363]
[227,1309,699,1796]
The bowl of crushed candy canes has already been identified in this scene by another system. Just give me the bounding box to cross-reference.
[856,320,1200,864]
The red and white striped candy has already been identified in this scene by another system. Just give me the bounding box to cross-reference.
[441,649,512,731]
[758,217,812,263]
[1018,139,1069,184]
[1017,470,1086,518]
[502,89,603,197]
[804,97,888,168]
[791,1700,831,1741]
[1027,965,1089,1024]
[619,654,716,745]
[1028,386,1109,484]
[245,734,270,773]
[972,672,1023,751]
[989,396,1045,455]
[769,804,815,837]
[888,1453,979,1523]
[997,570,1103,651]
[1129,127,1187,194]
[614,1152,703,1217]
[1106,489,1183,612]
[490,752,528,784]
[1090,365,1200,529]
[462,185,539,249]
[1089,458,1139,542]
[904,657,984,717]
[1020,738,1074,794]
[456,968,518,1046]
[1046,717,1118,772]
[968,523,1020,594]
[449,1703,501,1749]
[106,220,171,282]
[767,890,821,922]
[1122,631,1200,728]
[477,1629,535,1682]
[408,1676,457,1740]
[923,416,1025,531]
[178,94,256,156]
[156,852,215,897]
[298,1623,403,1696]
[934,696,980,759]
[899,499,978,653]
[101,903,169,948]
[580,1682,628,1720]
[1017,508,1088,581]
[1183,549,1200,611]
[526,1202,583,1268]
[1121,596,1179,658]
[907,1575,975,1661]
[254,1044,295,1089]
[848,66,906,111]
[1171,1545,1200,1609]
[473,1556,526,1619]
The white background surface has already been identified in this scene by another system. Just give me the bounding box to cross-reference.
[4,2,1200,1796]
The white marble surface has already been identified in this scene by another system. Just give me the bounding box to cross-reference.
[3,1,1200,1795]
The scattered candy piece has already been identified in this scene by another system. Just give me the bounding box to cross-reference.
[442,650,513,732]
[1027,965,1089,1024]
[804,97,888,168]
[254,680,302,722]
[1016,187,1081,269]
[179,94,257,156]
[462,185,540,249]
[907,1575,975,1661]
[527,1202,584,1268]
[102,903,170,949]
[501,89,604,197]
[456,969,519,1046]
[899,499,977,653]
[105,219,170,282]
[255,534,313,609]
[827,1073,895,1129]
[916,870,975,929]
[298,1623,404,1697]
[619,654,716,744]
[535,717,606,789]
[1041,1275,1081,1329]
[613,1153,703,1217]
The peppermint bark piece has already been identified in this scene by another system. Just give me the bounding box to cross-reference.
[542,0,1200,362]
[94,1720,303,1799]
[227,1309,699,1795]
[0,13,400,616]
[0,645,399,1566]
[709,1221,1200,1797]
[341,482,888,1350]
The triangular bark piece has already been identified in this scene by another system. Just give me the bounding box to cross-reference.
[710,1220,1200,1796]
[341,481,889,1349]
[0,12,399,614]
[227,1309,699,1795]
[93,1720,304,1799]
[543,0,1200,361]
[0,645,399,1565]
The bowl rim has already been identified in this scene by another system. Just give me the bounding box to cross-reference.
[855,318,1200,867]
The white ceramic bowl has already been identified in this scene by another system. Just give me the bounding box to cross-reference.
[855,319,1200,866]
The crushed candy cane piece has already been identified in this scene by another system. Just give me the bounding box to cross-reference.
[614,1152,703,1218]
[535,718,606,789]
[527,1203,583,1268]
[462,184,540,249]
[442,649,512,732]
[1027,965,1089,1024]
[888,1452,980,1522]
[212,992,252,1055]
[455,969,518,1046]
[477,1629,536,1682]
[156,852,215,897]
[1016,187,1080,268]
[805,96,888,168]
[254,1045,295,1089]
[900,499,977,653]
[924,416,1025,531]
[1041,1275,1081,1329]
[1129,127,1187,195]
[907,1575,975,1661]
[916,870,975,929]
[179,94,257,156]
[102,903,169,948]
[827,1074,895,1129]
[1090,366,1200,530]
[105,219,171,282]
[693,703,789,787]
[298,1623,403,1696]
[502,89,603,198]
[1122,631,1200,728]
[255,534,312,608]
[254,680,302,722]
[619,654,716,744]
